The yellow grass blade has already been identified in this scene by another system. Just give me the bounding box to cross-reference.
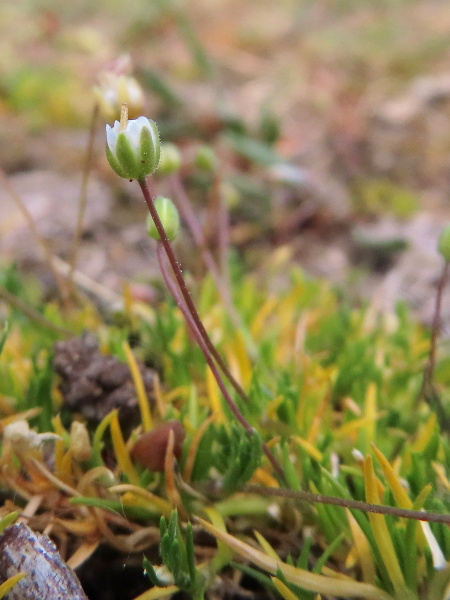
[291,436,323,462]
[272,577,299,600]
[364,383,377,449]
[123,341,152,432]
[251,297,277,339]
[110,411,140,485]
[197,518,394,600]
[334,414,384,440]
[252,467,279,487]
[412,413,437,453]
[363,455,407,596]
[371,443,412,509]
[254,530,280,560]
[206,366,225,421]
[346,509,375,584]
[132,586,179,600]
[109,484,172,517]
[0,574,26,598]
[432,462,450,491]
[203,506,233,568]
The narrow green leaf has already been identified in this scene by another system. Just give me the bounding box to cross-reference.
[160,514,168,537]
[185,523,196,584]
[168,510,178,540]
[143,557,164,587]
[0,512,17,534]
[312,533,345,574]
[161,532,172,566]
[0,320,9,356]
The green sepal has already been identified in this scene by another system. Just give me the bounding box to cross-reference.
[139,120,161,176]
[115,131,141,179]
[105,143,129,179]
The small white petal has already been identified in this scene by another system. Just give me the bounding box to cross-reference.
[420,518,448,570]
[106,121,122,154]
[105,124,115,152]
[136,116,150,127]
[352,448,364,463]
[126,120,142,152]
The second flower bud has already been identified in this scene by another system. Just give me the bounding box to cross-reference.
[146,196,180,242]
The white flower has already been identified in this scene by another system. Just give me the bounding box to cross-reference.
[105,115,160,180]
[94,72,144,120]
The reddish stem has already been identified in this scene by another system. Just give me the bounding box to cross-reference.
[156,244,284,480]
[169,174,244,336]
[139,178,247,402]
[426,261,450,383]
[157,245,247,429]
[417,261,450,429]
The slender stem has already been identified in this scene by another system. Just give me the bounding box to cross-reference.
[0,168,70,307]
[243,484,450,525]
[169,174,242,330]
[417,261,450,430]
[209,173,228,282]
[170,174,258,357]
[157,245,285,481]
[69,102,100,284]
[0,286,73,337]
[425,261,449,385]
[138,178,248,402]
[156,245,245,428]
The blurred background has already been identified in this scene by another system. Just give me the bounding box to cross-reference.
[1,0,450,325]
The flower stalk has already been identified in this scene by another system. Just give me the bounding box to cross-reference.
[105,108,285,482]
[156,244,284,480]
[139,178,249,405]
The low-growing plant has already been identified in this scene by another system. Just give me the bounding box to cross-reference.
[0,62,449,600]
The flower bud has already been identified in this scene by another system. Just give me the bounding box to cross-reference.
[146,196,180,242]
[157,143,182,176]
[438,225,450,262]
[70,421,91,462]
[220,181,239,209]
[106,115,161,180]
[194,144,218,172]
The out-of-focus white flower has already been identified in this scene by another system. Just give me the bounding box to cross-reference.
[3,420,60,454]
[94,73,144,120]
[94,55,144,120]
[105,113,160,180]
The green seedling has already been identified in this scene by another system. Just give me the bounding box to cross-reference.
[144,510,206,600]
[216,423,263,494]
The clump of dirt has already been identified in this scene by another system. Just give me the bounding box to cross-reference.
[53,333,155,429]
